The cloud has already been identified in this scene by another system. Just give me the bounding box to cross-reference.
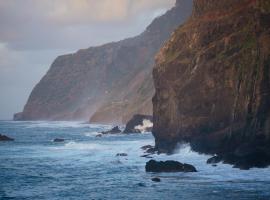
[0,0,175,50]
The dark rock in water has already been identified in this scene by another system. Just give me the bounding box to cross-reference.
[137,183,146,187]
[141,154,153,159]
[123,115,153,133]
[141,145,154,150]
[0,134,14,141]
[145,147,157,154]
[145,160,197,173]
[96,134,102,138]
[101,126,121,135]
[207,156,222,164]
[53,138,65,142]
[151,177,161,182]
[116,153,128,157]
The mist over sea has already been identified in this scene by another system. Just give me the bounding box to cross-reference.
[0,121,270,200]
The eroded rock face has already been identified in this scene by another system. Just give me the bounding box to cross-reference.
[15,0,193,123]
[153,0,270,167]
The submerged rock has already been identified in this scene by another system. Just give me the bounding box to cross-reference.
[116,153,128,157]
[96,134,103,138]
[53,138,65,142]
[123,115,153,133]
[145,160,197,173]
[151,177,161,182]
[0,134,14,141]
[101,126,121,135]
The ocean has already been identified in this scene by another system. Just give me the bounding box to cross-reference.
[0,121,270,200]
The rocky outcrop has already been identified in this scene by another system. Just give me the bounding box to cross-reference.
[0,134,14,141]
[153,0,270,168]
[145,160,197,172]
[101,126,121,135]
[123,114,153,133]
[15,0,193,123]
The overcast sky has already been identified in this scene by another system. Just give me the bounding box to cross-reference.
[0,0,175,120]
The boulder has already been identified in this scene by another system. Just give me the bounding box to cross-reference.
[123,115,153,133]
[53,138,65,142]
[0,134,14,141]
[101,126,121,135]
[145,160,197,173]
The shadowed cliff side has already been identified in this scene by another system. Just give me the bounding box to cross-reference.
[153,0,270,168]
[15,0,193,123]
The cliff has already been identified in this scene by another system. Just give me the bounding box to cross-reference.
[15,0,193,123]
[153,0,270,168]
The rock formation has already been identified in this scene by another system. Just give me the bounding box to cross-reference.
[153,0,270,168]
[145,160,197,172]
[123,114,153,133]
[0,134,14,141]
[14,0,193,124]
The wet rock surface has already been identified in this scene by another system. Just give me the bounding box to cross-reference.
[101,126,121,135]
[53,138,65,142]
[151,177,161,182]
[0,134,14,141]
[145,160,197,173]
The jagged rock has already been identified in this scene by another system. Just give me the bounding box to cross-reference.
[101,126,121,135]
[123,115,153,133]
[0,134,14,141]
[152,0,270,168]
[145,160,197,173]
[15,0,193,123]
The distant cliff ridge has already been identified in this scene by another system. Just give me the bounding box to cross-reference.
[153,0,270,167]
[14,0,193,123]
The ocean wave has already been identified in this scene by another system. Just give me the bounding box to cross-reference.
[54,141,107,151]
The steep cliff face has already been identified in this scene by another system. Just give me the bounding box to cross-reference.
[153,0,270,165]
[15,0,193,123]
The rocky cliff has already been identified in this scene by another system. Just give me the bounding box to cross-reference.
[14,0,193,123]
[153,0,270,167]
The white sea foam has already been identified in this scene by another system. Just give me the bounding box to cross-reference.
[84,132,99,137]
[58,141,106,151]
[134,119,153,133]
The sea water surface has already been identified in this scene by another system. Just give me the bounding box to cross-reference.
[0,121,270,200]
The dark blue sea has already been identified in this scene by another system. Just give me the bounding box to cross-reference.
[0,121,270,200]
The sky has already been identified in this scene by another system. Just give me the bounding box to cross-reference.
[0,0,175,120]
